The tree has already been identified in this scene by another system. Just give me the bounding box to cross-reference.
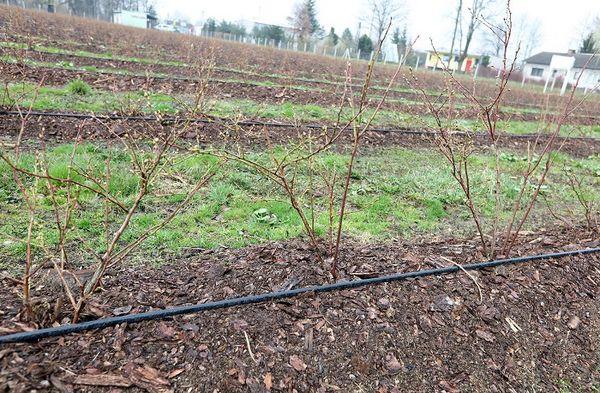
[391,26,407,61]
[147,4,158,29]
[338,28,355,53]
[594,17,600,49]
[516,16,541,61]
[580,32,596,53]
[458,0,496,63]
[449,0,463,58]
[306,0,321,34]
[357,34,374,59]
[203,18,217,34]
[288,0,321,42]
[217,21,247,37]
[365,0,405,53]
[482,20,503,56]
[326,27,339,47]
[253,25,286,45]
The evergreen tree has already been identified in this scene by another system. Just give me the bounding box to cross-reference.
[580,32,596,54]
[288,0,322,42]
[341,28,353,46]
[357,34,373,59]
[203,18,217,34]
[327,27,339,46]
[147,4,158,28]
[305,0,321,36]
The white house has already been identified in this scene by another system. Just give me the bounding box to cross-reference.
[113,10,157,29]
[523,51,600,91]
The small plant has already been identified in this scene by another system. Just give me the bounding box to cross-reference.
[406,1,592,258]
[217,24,400,277]
[66,79,92,95]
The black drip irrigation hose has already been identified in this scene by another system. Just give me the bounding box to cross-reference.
[0,110,596,142]
[1,247,598,344]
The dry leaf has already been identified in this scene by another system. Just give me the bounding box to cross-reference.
[386,354,402,372]
[157,322,176,338]
[167,369,185,379]
[263,372,273,391]
[289,355,307,371]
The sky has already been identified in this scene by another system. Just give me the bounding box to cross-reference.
[154,0,600,54]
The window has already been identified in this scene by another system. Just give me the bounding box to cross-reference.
[531,67,544,77]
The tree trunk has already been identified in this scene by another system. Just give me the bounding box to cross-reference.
[449,0,462,58]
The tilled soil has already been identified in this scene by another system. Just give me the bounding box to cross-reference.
[7,48,600,119]
[0,227,599,392]
[3,60,599,126]
[1,113,599,158]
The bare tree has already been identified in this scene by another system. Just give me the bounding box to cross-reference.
[458,0,496,62]
[515,16,541,61]
[449,0,463,58]
[365,0,405,54]
[288,0,320,43]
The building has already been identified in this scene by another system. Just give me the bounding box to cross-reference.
[523,51,600,91]
[424,51,480,72]
[113,10,157,29]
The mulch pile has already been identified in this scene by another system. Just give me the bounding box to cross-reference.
[1,226,599,392]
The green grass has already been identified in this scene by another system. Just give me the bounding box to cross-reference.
[1,82,179,113]
[0,143,598,272]
[66,79,92,95]
[3,82,598,138]
[5,40,591,118]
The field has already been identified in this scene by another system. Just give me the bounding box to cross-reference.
[0,5,599,392]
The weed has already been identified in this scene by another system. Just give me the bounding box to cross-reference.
[66,79,92,95]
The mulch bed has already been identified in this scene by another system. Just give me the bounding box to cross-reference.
[1,226,599,392]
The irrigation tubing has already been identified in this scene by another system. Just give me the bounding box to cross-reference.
[0,110,595,142]
[1,247,598,344]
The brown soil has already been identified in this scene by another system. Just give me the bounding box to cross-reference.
[2,6,599,114]
[1,226,599,392]
[3,60,599,126]
[1,113,599,158]
[8,48,600,118]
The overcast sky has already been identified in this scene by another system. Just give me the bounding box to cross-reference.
[155,0,600,53]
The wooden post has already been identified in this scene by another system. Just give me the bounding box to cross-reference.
[550,75,557,91]
[560,71,569,96]
[543,71,551,93]
[369,51,373,61]
[334,47,337,57]
[415,57,419,69]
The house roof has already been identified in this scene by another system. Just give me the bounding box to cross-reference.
[525,52,600,70]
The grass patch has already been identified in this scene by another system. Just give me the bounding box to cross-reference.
[0,143,597,271]
[66,79,92,95]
